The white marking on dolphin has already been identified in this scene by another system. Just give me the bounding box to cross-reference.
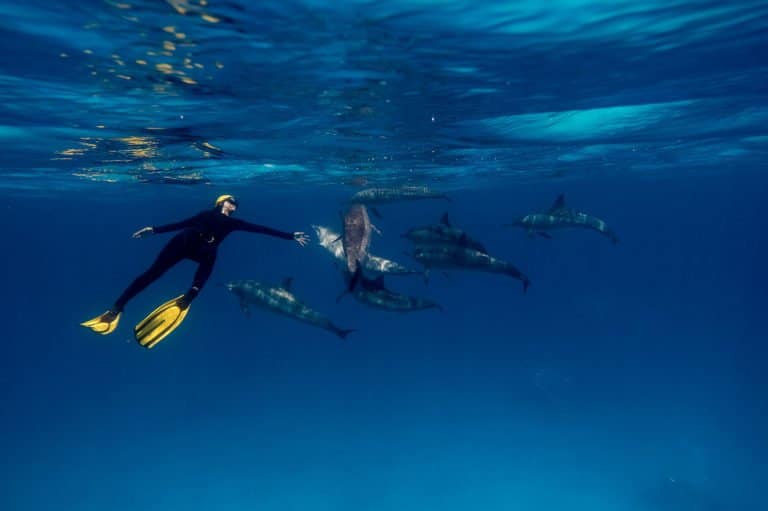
[313,224,422,276]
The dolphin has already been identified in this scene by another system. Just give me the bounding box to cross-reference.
[402,213,487,253]
[508,193,619,244]
[340,203,377,275]
[346,269,442,312]
[349,186,450,217]
[350,186,450,205]
[313,225,422,276]
[412,245,531,292]
[224,278,355,339]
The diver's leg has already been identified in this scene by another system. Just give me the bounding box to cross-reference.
[178,252,216,308]
[112,235,186,312]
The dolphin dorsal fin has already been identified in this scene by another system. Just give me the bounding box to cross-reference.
[281,277,293,291]
[548,193,566,213]
[440,213,452,227]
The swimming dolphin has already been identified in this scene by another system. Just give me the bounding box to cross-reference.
[350,186,450,205]
[508,193,619,244]
[341,203,377,275]
[412,245,531,292]
[402,213,487,253]
[224,278,355,339]
[313,225,422,276]
[346,268,442,312]
[349,186,450,217]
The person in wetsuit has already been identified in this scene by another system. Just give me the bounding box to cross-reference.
[81,194,310,346]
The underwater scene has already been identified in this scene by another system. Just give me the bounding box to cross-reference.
[1,1,766,509]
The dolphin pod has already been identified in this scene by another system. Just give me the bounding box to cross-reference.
[226,188,617,338]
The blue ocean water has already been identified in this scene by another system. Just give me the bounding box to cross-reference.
[1,1,766,509]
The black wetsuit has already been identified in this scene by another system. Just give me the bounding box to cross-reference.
[113,209,294,312]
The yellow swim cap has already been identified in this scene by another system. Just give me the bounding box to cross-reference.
[215,194,237,207]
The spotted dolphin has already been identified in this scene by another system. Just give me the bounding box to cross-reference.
[402,213,487,253]
[412,245,531,292]
[346,269,442,312]
[349,186,450,217]
[350,186,450,205]
[508,193,619,244]
[313,225,422,276]
[340,203,377,275]
[225,278,355,339]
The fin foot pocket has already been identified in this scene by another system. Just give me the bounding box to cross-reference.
[81,310,121,335]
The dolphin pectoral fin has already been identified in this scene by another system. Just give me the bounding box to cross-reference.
[536,231,553,239]
[370,207,383,219]
[440,212,452,226]
[372,224,383,236]
[281,277,294,291]
[522,277,531,293]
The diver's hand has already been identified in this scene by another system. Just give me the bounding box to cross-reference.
[132,226,154,239]
[293,231,310,247]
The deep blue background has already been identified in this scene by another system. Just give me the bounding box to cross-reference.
[1,172,765,510]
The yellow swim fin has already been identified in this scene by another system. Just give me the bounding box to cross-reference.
[134,295,190,349]
[81,310,121,335]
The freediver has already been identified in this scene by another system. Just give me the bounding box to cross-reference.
[81,194,310,348]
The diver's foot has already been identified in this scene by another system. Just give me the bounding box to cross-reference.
[81,310,122,335]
